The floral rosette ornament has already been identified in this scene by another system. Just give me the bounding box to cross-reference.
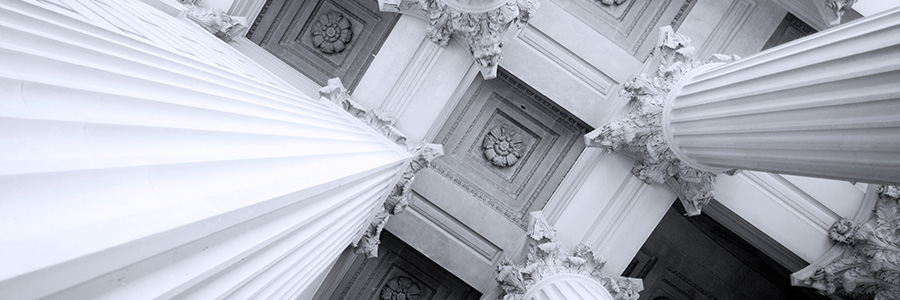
[828,218,860,244]
[381,276,421,300]
[311,11,352,54]
[483,126,524,167]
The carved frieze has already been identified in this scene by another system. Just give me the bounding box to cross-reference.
[584,27,739,216]
[378,0,539,79]
[496,212,643,300]
[320,78,445,258]
[794,185,900,300]
[311,11,353,54]
[381,276,422,300]
[483,126,525,168]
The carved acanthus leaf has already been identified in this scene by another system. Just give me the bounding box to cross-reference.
[320,78,408,146]
[184,5,247,42]
[825,0,858,26]
[378,0,539,79]
[597,0,627,6]
[322,78,445,258]
[584,26,738,216]
[496,213,643,300]
[527,211,556,242]
[795,186,900,299]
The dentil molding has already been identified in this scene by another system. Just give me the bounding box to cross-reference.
[584,26,739,216]
[320,78,445,258]
[378,0,539,79]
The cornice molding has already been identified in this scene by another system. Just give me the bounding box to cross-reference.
[378,0,539,79]
[584,26,738,216]
[320,78,444,258]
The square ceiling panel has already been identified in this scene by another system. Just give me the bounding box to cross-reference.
[248,0,399,90]
[432,70,591,227]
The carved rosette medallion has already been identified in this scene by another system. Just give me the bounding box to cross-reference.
[483,126,524,167]
[381,276,422,300]
[584,27,740,216]
[794,185,900,300]
[311,11,353,54]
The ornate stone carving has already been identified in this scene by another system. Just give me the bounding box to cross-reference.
[496,212,643,300]
[311,11,353,54]
[354,142,443,258]
[381,276,422,300]
[527,211,556,242]
[184,5,247,42]
[385,142,445,215]
[597,0,627,5]
[794,186,900,300]
[378,0,539,79]
[584,27,739,216]
[320,78,445,258]
[320,78,408,146]
[825,0,857,25]
[483,126,524,167]
[355,209,392,259]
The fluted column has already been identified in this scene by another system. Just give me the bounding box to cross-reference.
[662,7,900,185]
[495,212,642,300]
[0,1,409,299]
[524,274,614,300]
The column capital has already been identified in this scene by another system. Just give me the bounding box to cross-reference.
[825,0,858,26]
[184,4,248,42]
[495,212,642,300]
[584,27,738,216]
[378,0,539,79]
[320,78,445,258]
[792,185,900,299]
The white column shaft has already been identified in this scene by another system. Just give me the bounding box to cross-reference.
[0,1,409,299]
[524,274,614,300]
[664,8,900,185]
